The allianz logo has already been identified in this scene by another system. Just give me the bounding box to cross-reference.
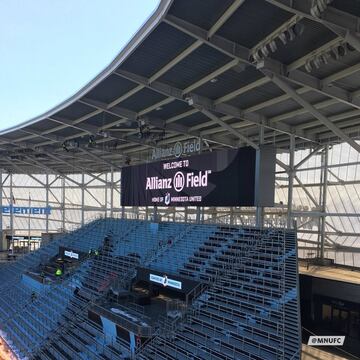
[146,170,211,192]
[151,139,201,160]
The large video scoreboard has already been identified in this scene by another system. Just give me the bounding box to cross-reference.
[121,146,275,207]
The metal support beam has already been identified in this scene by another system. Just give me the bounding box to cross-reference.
[81,172,85,226]
[10,173,14,254]
[61,176,65,231]
[104,172,108,218]
[0,170,2,237]
[110,167,114,218]
[256,123,265,227]
[287,135,295,228]
[295,146,323,169]
[201,109,259,149]
[114,69,316,143]
[46,173,49,233]
[265,72,360,153]
[294,175,319,208]
[320,146,329,260]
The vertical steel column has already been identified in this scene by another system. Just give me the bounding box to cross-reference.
[153,206,158,222]
[287,135,295,228]
[120,170,125,218]
[110,167,114,218]
[0,170,2,235]
[256,123,265,228]
[81,172,85,226]
[61,176,65,231]
[196,207,201,223]
[230,207,234,225]
[197,137,202,224]
[320,145,329,260]
[10,173,14,254]
[184,206,188,223]
[104,172,108,218]
[46,173,49,233]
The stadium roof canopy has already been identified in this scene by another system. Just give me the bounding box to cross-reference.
[2,0,360,173]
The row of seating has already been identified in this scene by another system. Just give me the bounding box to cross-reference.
[138,227,301,360]
[0,219,300,359]
[34,219,188,359]
[0,218,124,359]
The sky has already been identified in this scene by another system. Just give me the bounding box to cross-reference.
[0,0,159,131]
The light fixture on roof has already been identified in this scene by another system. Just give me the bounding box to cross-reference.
[62,140,79,151]
[346,43,356,52]
[252,50,263,62]
[293,23,305,36]
[125,157,131,166]
[329,47,340,60]
[313,57,322,69]
[320,53,329,64]
[97,130,110,138]
[210,78,218,84]
[186,97,194,106]
[155,106,163,111]
[337,44,346,57]
[138,118,151,139]
[278,32,287,45]
[250,20,305,63]
[305,41,353,72]
[88,135,96,147]
[285,27,296,42]
[261,45,269,57]
[269,40,277,52]
[305,61,313,72]
[310,0,333,18]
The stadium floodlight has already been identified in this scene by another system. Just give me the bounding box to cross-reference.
[317,0,327,12]
[337,44,346,57]
[310,0,333,17]
[310,5,321,17]
[321,53,329,64]
[250,21,304,63]
[346,43,356,52]
[186,97,194,106]
[138,118,151,139]
[305,61,313,73]
[88,135,96,146]
[269,40,277,52]
[330,47,340,60]
[62,142,69,152]
[97,130,109,138]
[286,27,296,41]
[293,23,305,37]
[278,32,287,45]
[261,45,269,57]
[313,57,322,68]
[252,50,263,62]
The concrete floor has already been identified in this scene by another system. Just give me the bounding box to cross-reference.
[0,337,16,360]
[302,344,358,360]
[299,262,360,285]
